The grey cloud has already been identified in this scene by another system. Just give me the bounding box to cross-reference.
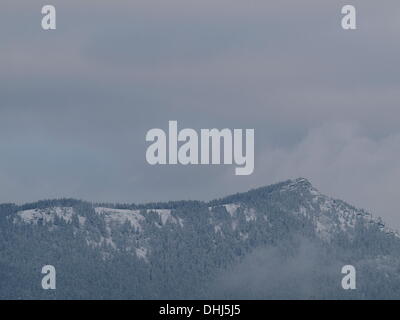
[1,0,400,229]
[208,238,342,299]
[246,122,400,229]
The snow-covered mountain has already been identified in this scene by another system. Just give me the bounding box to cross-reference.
[1,178,400,299]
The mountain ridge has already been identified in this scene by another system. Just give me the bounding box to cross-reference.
[7,177,400,253]
[2,177,400,299]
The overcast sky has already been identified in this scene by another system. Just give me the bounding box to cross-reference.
[2,1,400,228]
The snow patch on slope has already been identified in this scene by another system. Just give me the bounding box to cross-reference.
[15,207,75,225]
[95,207,144,231]
[224,204,240,217]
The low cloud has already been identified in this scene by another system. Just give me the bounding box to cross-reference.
[251,122,400,229]
[208,239,342,299]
